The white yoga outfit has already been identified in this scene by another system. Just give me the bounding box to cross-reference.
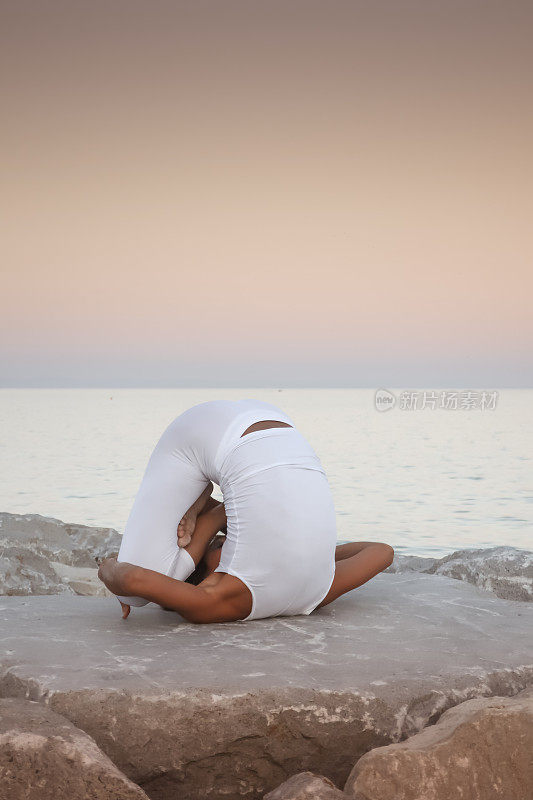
[117,399,337,620]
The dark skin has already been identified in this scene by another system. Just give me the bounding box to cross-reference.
[99,420,394,623]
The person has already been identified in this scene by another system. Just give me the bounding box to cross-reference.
[98,399,393,622]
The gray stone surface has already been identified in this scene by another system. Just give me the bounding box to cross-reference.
[344,688,533,800]
[0,573,531,799]
[386,555,438,573]
[387,545,533,601]
[0,697,149,800]
[0,512,120,596]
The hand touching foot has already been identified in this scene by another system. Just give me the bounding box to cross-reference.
[177,481,214,547]
[177,513,195,548]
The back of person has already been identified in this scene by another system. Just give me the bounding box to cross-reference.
[215,425,337,620]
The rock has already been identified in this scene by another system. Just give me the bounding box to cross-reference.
[0,697,149,800]
[0,512,121,567]
[50,561,113,597]
[428,546,533,602]
[0,512,121,596]
[344,688,533,800]
[386,555,437,573]
[0,544,63,596]
[264,772,346,799]
[387,546,533,601]
[0,572,531,799]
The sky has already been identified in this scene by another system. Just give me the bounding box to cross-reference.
[1,0,532,387]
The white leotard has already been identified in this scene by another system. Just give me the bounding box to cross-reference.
[117,399,336,620]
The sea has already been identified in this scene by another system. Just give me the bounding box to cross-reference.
[0,388,531,558]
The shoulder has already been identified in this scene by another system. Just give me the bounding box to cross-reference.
[199,573,253,622]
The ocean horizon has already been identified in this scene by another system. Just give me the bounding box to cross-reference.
[1,387,531,557]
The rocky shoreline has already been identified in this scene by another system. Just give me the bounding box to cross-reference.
[0,512,532,799]
[388,545,533,602]
[0,512,121,597]
[2,511,532,602]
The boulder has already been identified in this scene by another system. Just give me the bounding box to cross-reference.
[0,697,149,800]
[388,546,533,601]
[264,772,346,799]
[0,512,120,596]
[344,688,533,800]
[0,544,63,596]
[428,546,533,602]
[0,571,531,799]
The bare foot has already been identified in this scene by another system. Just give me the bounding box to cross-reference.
[119,600,131,619]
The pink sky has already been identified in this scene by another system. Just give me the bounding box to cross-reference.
[2,0,532,386]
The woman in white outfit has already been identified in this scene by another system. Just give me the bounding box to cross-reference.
[98,400,394,622]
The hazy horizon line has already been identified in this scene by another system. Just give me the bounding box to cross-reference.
[1,384,531,391]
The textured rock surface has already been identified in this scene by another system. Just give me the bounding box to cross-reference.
[385,554,436,573]
[0,512,120,596]
[0,697,149,800]
[0,573,531,799]
[388,545,533,601]
[428,547,533,602]
[4,513,531,602]
[264,772,347,799]
[344,688,533,800]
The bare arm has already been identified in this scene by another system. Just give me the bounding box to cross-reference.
[98,503,231,622]
[126,566,242,623]
[183,501,226,565]
[98,558,242,623]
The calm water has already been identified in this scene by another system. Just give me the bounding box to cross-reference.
[0,388,531,557]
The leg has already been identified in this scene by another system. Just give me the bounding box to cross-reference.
[117,433,210,606]
[317,542,394,609]
[334,541,389,561]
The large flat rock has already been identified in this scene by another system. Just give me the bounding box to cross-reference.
[1,573,532,799]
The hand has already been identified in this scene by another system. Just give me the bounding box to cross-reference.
[177,482,214,548]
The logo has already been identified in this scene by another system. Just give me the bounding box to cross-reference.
[374,389,396,412]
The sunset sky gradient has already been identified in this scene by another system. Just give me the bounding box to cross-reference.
[2,0,532,386]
